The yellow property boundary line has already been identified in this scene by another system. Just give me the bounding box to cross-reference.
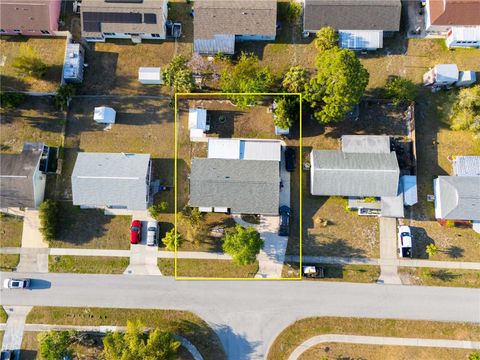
[174,92,302,280]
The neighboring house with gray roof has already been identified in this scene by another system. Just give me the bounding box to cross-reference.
[303,0,402,50]
[71,152,152,210]
[434,176,480,221]
[0,143,47,209]
[189,158,280,215]
[193,0,277,55]
[80,0,168,42]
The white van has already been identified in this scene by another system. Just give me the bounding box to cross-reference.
[146,221,158,246]
[398,225,413,258]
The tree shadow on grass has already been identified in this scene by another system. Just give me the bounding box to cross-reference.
[427,269,461,282]
[0,74,28,91]
[410,227,435,259]
[443,245,464,259]
[306,238,367,258]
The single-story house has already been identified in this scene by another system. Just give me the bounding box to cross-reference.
[0,143,48,209]
[71,152,152,210]
[189,139,282,214]
[63,43,85,84]
[80,0,168,42]
[446,26,480,48]
[310,135,407,217]
[302,0,402,50]
[434,155,480,223]
[425,0,480,37]
[193,0,277,55]
[0,0,62,36]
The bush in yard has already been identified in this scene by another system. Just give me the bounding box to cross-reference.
[282,66,308,94]
[103,320,180,360]
[274,96,299,130]
[426,243,438,258]
[163,55,194,93]
[280,2,302,22]
[304,47,369,123]
[449,85,480,135]
[314,27,339,52]
[149,202,169,218]
[222,224,263,265]
[385,76,418,106]
[220,52,275,108]
[162,228,183,251]
[38,200,59,242]
[54,84,76,111]
[38,330,75,360]
[469,352,480,360]
[12,44,48,78]
[0,92,27,109]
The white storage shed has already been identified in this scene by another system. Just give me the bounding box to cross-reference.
[188,108,209,141]
[434,64,459,85]
[456,71,477,87]
[339,30,383,50]
[138,67,163,85]
[94,106,116,124]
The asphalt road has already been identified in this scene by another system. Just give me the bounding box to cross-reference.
[1,272,479,359]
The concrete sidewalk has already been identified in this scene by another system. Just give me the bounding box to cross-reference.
[287,334,480,360]
[1,306,32,357]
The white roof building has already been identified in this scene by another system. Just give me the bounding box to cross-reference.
[207,138,281,161]
[138,67,163,85]
[93,106,116,124]
[339,30,383,50]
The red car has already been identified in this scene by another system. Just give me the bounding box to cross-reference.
[130,220,142,244]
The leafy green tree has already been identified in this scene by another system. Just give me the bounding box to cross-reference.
[12,44,48,78]
[39,199,59,242]
[38,330,74,360]
[162,228,183,251]
[274,96,298,130]
[385,76,418,105]
[54,84,76,110]
[314,27,339,52]
[149,202,169,218]
[282,66,308,94]
[426,243,438,258]
[280,2,302,22]
[163,55,194,93]
[304,47,369,123]
[469,351,480,360]
[103,320,180,360]
[223,225,263,265]
[0,92,27,109]
[220,53,274,108]
[449,85,480,134]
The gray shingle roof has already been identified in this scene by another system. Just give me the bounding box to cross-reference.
[71,152,151,210]
[341,135,391,154]
[189,158,279,215]
[310,150,400,197]
[434,176,480,221]
[194,0,277,39]
[303,0,402,32]
[0,143,43,208]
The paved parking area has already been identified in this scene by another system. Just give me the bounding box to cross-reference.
[405,0,427,38]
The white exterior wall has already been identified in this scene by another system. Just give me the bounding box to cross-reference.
[32,165,46,209]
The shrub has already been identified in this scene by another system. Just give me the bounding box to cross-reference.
[54,84,76,110]
[12,44,48,78]
[282,2,302,22]
[0,92,26,109]
[314,27,339,52]
[273,96,299,130]
[148,202,169,218]
[222,225,263,265]
[163,55,194,93]
[449,85,480,134]
[385,76,418,106]
[38,200,59,242]
[161,228,183,251]
[282,66,308,94]
[38,330,75,360]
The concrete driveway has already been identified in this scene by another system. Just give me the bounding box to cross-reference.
[1,306,32,356]
[378,217,402,284]
[17,210,48,273]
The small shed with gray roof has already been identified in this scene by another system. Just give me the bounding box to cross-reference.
[434,176,480,221]
[71,152,152,210]
[189,158,280,215]
[310,150,400,197]
[193,0,277,54]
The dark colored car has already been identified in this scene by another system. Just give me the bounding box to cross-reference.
[278,206,290,236]
[130,220,142,244]
[285,148,296,172]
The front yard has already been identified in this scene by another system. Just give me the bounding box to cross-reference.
[159,258,258,278]
[0,214,23,247]
[399,267,480,288]
[49,255,129,274]
[0,254,20,271]
[282,263,380,283]
[0,36,65,92]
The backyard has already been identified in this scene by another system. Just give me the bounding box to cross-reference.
[0,36,65,92]
[0,214,23,247]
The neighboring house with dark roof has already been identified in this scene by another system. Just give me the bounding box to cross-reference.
[0,143,47,209]
[0,0,62,36]
[71,152,152,210]
[434,155,480,222]
[193,0,277,55]
[80,0,168,42]
[302,0,402,50]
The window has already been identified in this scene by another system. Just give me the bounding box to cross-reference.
[144,13,157,24]
[14,29,21,32]
[151,33,160,38]
[103,32,116,36]
[40,30,50,34]
[0,29,5,33]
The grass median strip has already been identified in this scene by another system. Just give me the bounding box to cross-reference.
[0,254,20,272]
[282,263,380,283]
[399,267,480,288]
[159,258,258,278]
[267,316,480,360]
[48,256,129,274]
[27,307,226,360]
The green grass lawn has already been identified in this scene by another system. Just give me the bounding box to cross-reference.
[27,307,226,360]
[0,214,23,247]
[268,317,480,360]
[399,267,480,288]
[159,258,258,278]
[0,308,7,323]
[282,263,380,282]
[49,256,129,274]
[49,202,131,249]
[0,254,20,272]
